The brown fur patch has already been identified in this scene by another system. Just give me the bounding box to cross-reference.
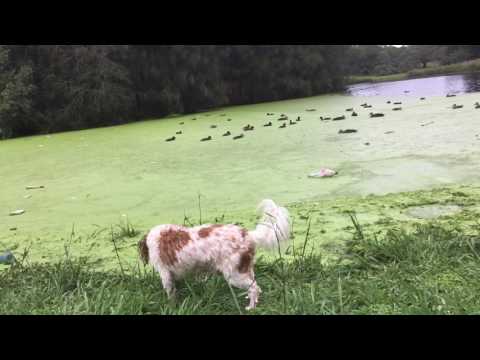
[138,235,149,264]
[240,228,248,239]
[198,224,223,238]
[158,228,192,266]
[238,245,255,273]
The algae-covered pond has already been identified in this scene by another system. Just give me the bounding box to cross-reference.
[1,75,480,268]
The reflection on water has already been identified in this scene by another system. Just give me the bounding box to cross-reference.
[347,73,480,97]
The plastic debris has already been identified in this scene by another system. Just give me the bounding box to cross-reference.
[0,251,15,265]
[308,168,338,178]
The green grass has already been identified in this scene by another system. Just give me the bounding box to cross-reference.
[346,73,409,84]
[2,220,480,315]
[347,58,480,84]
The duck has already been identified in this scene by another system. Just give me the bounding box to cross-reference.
[321,117,331,121]
[392,107,402,111]
[279,123,287,129]
[233,134,244,140]
[474,102,480,109]
[210,125,217,129]
[296,116,301,121]
[420,97,426,101]
[176,131,183,135]
[243,125,254,131]
[387,101,392,104]
[393,102,402,105]
[306,109,316,112]
[263,122,273,127]
[166,136,176,142]
[352,112,358,117]
[227,118,232,121]
[370,113,385,118]
[289,120,297,125]
[364,104,373,108]
[452,104,463,109]
[192,118,197,120]
[346,108,354,112]
[267,113,275,116]
[222,131,231,136]
[179,122,185,125]
[447,94,456,98]
[278,116,288,121]
[338,129,357,134]
[333,115,346,121]
[201,136,212,142]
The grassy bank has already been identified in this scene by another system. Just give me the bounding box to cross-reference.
[2,219,480,315]
[346,58,480,84]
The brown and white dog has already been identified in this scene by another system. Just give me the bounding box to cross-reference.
[138,199,290,310]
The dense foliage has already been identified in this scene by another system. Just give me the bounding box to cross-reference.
[346,45,480,76]
[0,45,349,139]
[1,44,479,139]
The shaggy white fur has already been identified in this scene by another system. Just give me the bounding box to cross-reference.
[139,199,290,310]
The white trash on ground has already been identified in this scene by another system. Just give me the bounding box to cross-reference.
[308,168,338,178]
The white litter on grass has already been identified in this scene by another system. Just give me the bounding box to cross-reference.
[308,168,338,178]
[9,210,25,216]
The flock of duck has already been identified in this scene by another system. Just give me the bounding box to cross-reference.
[164,95,480,143]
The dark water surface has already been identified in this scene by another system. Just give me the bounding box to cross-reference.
[347,73,480,97]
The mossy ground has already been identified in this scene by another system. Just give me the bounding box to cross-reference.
[1,91,480,270]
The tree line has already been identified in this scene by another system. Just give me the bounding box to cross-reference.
[346,45,480,76]
[1,45,479,139]
[0,45,349,139]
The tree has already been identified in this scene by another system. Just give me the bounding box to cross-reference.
[0,46,36,138]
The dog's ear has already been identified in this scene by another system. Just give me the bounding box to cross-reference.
[138,234,149,264]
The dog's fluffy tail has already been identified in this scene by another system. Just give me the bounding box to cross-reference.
[248,199,291,251]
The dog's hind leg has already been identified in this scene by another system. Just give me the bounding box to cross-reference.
[157,266,176,300]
